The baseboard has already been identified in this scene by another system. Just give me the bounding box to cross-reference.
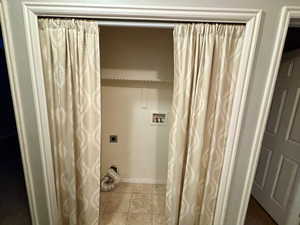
[121,178,166,185]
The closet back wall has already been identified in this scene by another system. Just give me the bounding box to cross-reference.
[100,27,173,184]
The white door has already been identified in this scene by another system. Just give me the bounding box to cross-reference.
[252,50,300,225]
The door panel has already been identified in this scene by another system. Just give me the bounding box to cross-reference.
[266,89,287,135]
[252,51,300,225]
[271,156,298,208]
[254,147,272,190]
[277,59,293,78]
[286,89,300,144]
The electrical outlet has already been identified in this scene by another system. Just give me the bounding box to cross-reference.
[109,135,118,143]
[151,112,167,125]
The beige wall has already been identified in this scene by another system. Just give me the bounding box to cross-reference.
[100,27,173,184]
[4,0,300,224]
[100,27,173,82]
[101,82,172,183]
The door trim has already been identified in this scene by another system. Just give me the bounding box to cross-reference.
[22,2,262,225]
[0,1,37,225]
[237,6,300,225]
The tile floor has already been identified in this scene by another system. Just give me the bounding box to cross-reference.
[102,185,279,225]
[100,183,166,225]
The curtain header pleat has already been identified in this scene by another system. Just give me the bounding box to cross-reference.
[174,23,245,38]
[38,18,99,34]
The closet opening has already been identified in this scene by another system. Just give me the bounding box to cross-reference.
[99,26,173,222]
[36,14,249,225]
[0,28,31,225]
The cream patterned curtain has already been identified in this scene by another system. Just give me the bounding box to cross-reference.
[167,23,245,225]
[39,19,101,225]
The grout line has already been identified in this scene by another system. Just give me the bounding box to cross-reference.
[101,183,166,225]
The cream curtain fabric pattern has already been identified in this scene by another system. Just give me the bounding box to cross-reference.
[39,19,101,225]
[167,23,245,225]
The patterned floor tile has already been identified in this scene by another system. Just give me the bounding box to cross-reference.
[102,193,131,213]
[153,214,167,225]
[152,194,165,214]
[153,184,166,194]
[100,213,127,225]
[100,183,167,225]
[129,193,152,214]
[113,183,135,193]
[127,213,152,225]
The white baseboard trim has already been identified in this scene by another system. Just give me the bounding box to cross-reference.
[121,178,166,184]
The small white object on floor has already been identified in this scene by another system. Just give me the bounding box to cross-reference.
[100,166,121,192]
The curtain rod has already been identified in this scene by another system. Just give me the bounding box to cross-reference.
[97,21,175,29]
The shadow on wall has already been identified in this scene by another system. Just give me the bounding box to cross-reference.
[100,80,173,184]
[0,29,32,225]
[100,26,173,82]
[99,26,174,184]
[283,27,300,52]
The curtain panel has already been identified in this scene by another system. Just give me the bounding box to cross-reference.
[38,18,101,225]
[166,23,245,225]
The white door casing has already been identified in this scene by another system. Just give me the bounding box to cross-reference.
[22,2,261,225]
[0,1,39,225]
[253,49,300,225]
